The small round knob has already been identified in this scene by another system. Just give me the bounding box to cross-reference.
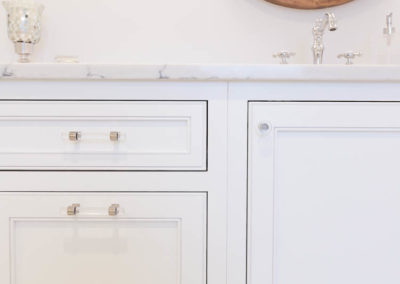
[259,123,270,131]
[258,123,271,135]
[338,52,362,65]
[273,51,296,64]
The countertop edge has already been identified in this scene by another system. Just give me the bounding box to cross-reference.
[1,63,400,82]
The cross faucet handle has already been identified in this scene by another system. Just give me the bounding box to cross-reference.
[273,51,296,64]
[338,52,362,65]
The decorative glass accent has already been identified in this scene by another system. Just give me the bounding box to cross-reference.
[2,0,44,62]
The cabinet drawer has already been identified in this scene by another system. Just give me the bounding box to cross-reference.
[0,192,207,284]
[0,101,207,170]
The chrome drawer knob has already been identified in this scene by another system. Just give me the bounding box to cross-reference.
[110,131,120,142]
[69,131,81,142]
[67,203,80,216]
[108,204,120,216]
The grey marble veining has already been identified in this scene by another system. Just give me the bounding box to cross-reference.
[1,63,400,82]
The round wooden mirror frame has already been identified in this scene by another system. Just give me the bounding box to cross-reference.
[265,0,353,9]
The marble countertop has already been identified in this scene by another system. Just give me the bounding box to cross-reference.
[1,63,400,82]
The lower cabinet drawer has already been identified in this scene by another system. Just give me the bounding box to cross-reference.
[0,101,207,171]
[0,192,207,284]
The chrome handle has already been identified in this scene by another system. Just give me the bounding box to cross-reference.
[108,204,120,216]
[337,52,362,65]
[68,131,81,142]
[109,131,120,142]
[67,203,80,216]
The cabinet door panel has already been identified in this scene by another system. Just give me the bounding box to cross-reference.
[249,102,400,284]
[0,192,206,284]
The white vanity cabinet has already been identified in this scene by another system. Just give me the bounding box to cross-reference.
[5,65,400,284]
[0,79,228,284]
[248,102,400,284]
[0,192,207,284]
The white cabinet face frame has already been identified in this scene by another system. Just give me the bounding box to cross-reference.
[0,100,208,171]
[248,101,400,284]
[0,192,208,284]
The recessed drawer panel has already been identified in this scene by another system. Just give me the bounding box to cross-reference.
[0,192,207,284]
[0,101,207,170]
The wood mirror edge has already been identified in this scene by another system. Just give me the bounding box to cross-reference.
[265,0,354,10]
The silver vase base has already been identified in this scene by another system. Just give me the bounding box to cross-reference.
[14,42,34,63]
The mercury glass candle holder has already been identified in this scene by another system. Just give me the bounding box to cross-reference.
[2,0,44,63]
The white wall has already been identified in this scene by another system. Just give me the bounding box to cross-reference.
[0,0,399,64]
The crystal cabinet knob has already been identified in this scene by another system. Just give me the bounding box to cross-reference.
[273,51,296,64]
[338,52,362,65]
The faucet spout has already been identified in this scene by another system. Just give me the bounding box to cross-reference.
[312,12,338,64]
[325,13,337,31]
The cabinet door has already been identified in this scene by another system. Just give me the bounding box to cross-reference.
[0,192,206,284]
[249,102,400,284]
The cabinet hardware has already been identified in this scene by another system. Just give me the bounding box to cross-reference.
[108,204,120,216]
[258,123,270,131]
[68,131,81,142]
[67,203,80,216]
[69,131,121,142]
[109,131,120,142]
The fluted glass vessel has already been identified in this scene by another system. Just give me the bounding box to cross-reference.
[2,0,44,62]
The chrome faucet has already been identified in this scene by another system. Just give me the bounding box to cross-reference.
[312,13,337,64]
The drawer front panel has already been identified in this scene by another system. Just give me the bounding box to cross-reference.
[0,192,207,284]
[0,101,207,170]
